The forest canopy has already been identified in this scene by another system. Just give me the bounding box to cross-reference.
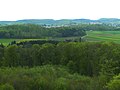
[0,24,86,38]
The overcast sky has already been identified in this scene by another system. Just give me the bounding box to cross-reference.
[0,0,120,21]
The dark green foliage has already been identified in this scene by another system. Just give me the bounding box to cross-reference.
[0,24,86,38]
[0,83,15,90]
[15,40,60,47]
[0,42,120,90]
[0,66,93,90]
[0,42,120,76]
[81,24,116,31]
[4,45,20,67]
[0,46,4,66]
[107,74,120,90]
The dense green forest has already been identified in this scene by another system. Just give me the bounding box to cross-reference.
[0,24,86,38]
[0,42,120,90]
[0,24,120,39]
[0,24,120,90]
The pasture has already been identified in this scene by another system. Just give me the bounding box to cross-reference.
[0,36,81,46]
[0,39,45,46]
[84,31,120,43]
[1,31,120,46]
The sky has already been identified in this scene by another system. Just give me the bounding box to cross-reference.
[0,0,120,21]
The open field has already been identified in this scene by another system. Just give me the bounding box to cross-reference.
[84,31,120,43]
[1,30,120,46]
[0,36,81,46]
[0,39,46,46]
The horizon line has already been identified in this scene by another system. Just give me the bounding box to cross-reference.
[0,18,120,21]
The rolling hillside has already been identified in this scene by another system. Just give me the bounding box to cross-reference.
[0,18,120,26]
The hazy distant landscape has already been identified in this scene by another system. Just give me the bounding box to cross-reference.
[1,18,120,46]
[1,18,120,26]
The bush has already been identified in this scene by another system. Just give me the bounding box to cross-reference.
[0,83,14,90]
[107,74,120,90]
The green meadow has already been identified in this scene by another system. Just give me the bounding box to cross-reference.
[84,31,120,43]
[0,36,81,46]
[0,39,45,46]
[1,31,120,46]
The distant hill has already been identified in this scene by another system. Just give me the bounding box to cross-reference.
[98,18,120,23]
[0,18,120,26]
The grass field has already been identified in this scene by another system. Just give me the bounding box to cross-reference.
[2,31,119,46]
[84,31,120,43]
[0,39,46,46]
[0,36,81,46]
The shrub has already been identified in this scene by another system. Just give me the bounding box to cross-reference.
[107,74,120,90]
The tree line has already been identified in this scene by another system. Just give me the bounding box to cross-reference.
[75,24,120,31]
[1,23,120,39]
[0,24,86,38]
